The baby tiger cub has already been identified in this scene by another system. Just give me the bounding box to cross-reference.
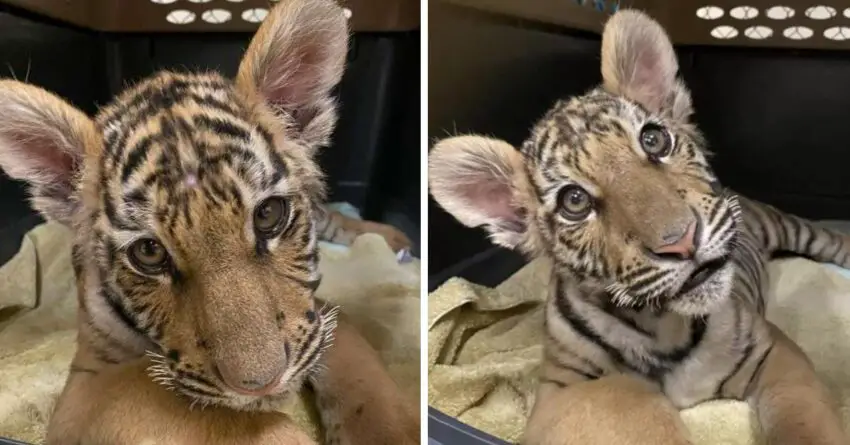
[430,9,847,445]
[0,0,417,444]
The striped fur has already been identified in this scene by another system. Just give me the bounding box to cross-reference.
[0,0,416,443]
[430,9,847,444]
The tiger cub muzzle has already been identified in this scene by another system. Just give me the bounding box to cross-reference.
[619,194,740,315]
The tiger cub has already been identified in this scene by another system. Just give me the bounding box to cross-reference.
[0,0,418,444]
[429,9,847,445]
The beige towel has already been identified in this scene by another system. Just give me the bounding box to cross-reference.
[428,256,850,444]
[0,222,421,444]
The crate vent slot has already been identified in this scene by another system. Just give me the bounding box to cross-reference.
[710,25,738,39]
[202,9,232,24]
[696,6,724,20]
[242,8,269,23]
[166,9,197,25]
[744,25,773,39]
[783,25,813,39]
[805,6,836,19]
[766,6,795,20]
[730,6,758,20]
[824,26,850,40]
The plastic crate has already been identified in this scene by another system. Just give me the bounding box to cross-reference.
[0,0,418,32]
[429,1,850,443]
[0,2,419,441]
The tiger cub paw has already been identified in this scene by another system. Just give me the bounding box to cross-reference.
[356,220,413,254]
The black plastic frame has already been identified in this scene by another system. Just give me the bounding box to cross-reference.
[428,407,512,445]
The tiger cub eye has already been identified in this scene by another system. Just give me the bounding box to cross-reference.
[639,123,672,158]
[254,197,289,238]
[128,238,170,274]
[558,185,593,220]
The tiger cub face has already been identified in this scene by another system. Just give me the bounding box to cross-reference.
[429,10,741,316]
[0,0,348,410]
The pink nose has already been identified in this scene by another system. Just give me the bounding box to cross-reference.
[652,222,696,259]
[216,364,284,397]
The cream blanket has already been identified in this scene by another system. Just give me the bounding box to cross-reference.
[0,222,420,444]
[428,255,850,444]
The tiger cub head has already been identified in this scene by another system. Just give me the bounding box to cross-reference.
[0,0,347,410]
[430,10,741,316]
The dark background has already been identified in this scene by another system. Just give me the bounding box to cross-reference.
[428,2,850,276]
[0,2,421,265]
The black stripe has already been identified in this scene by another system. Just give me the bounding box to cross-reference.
[655,317,708,362]
[287,274,322,293]
[803,227,817,256]
[110,78,228,124]
[551,360,599,380]
[293,249,319,265]
[540,378,567,388]
[294,325,321,365]
[602,301,654,337]
[70,244,84,278]
[257,125,287,185]
[716,340,754,398]
[279,207,300,240]
[744,343,775,396]
[193,115,251,142]
[69,365,100,375]
[545,330,607,376]
[714,306,751,397]
[189,93,240,115]
[553,279,635,372]
[177,370,220,390]
[121,135,156,183]
[176,380,223,399]
[784,215,802,252]
[103,126,123,157]
[159,115,177,141]
[102,190,138,231]
[101,286,147,338]
[104,124,132,160]
[713,209,732,240]
[125,188,149,208]
[629,270,666,296]
[292,339,323,378]
[208,180,230,206]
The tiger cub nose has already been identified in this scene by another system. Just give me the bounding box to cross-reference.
[216,362,285,397]
[652,221,697,259]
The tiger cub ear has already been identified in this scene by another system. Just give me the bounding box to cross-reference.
[235,0,348,148]
[429,135,531,249]
[0,80,98,226]
[600,9,692,120]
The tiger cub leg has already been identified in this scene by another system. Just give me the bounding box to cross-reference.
[309,312,419,445]
[747,323,847,445]
[316,205,413,253]
[47,359,315,445]
[523,374,693,445]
